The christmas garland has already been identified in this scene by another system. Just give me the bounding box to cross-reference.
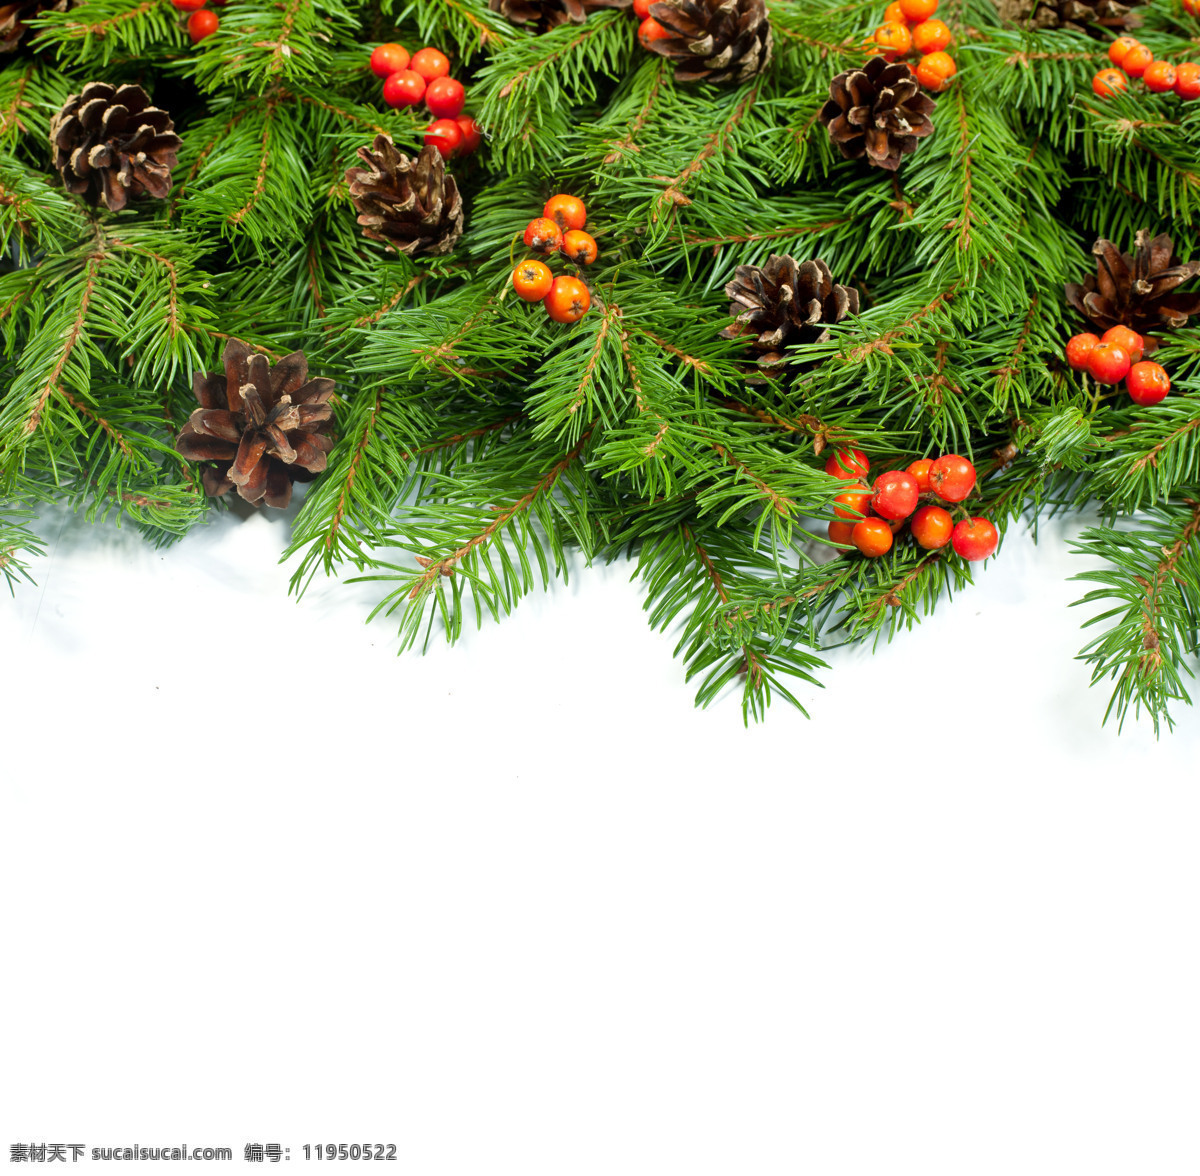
[2,0,1200,729]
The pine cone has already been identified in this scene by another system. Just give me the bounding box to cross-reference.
[489,0,629,31]
[0,0,68,53]
[176,340,336,510]
[990,0,1142,34]
[819,58,935,172]
[345,137,464,257]
[642,0,772,84]
[49,83,180,212]
[721,255,860,369]
[1066,230,1200,342]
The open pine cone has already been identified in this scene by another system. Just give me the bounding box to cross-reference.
[49,82,180,211]
[643,0,772,84]
[721,255,859,370]
[0,0,68,52]
[176,340,335,510]
[345,137,463,257]
[1066,230,1200,343]
[990,0,1142,34]
[819,58,935,172]
[489,0,629,31]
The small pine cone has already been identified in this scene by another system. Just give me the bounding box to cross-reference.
[0,0,68,53]
[819,58,935,172]
[721,255,859,369]
[49,82,181,211]
[345,137,464,257]
[176,340,335,510]
[1066,230,1200,342]
[990,0,1142,34]
[643,0,772,84]
[489,0,629,31]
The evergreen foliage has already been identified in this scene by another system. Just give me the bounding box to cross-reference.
[3,0,1200,727]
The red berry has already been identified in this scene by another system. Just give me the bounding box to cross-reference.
[633,0,653,16]
[512,260,554,302]
[832,487,873,520]
[171,0,206,11]
[1176,63,1200,100]
[824,446,870,480]
[928,454,976,503]
[425,76,465,119]
[1092,68,1127,97]
[561,229,598,265]
[187,8,218,40]
[951,517,999,562]
[1100,325,1143,363]
[1108,36,1141,66]
[1143,60,1177,92]
[872,470,919,520]
[455,116,482,154]
[544,276,591,324]
[382,70,426,107]
[410,47,450,81]
[1121,43,1153,77]
[543,194,587,232]
[369,43,410,78]
[910,505,953,549]
[524,217,563,253]
[1086,340,1131,384]
[638,16,670,48]
[1065,332,1100,371]
[905,457,933,492]
[424,118,463,158]
[852,518,894,558]
[1126,361,1170,406]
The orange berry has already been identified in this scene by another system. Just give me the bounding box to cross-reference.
[1100,325,1144,363]
[899,0,938,19]
[827,519,857,547]
[187,9,218,40]
[544,276,591,324]
[409,47,450,81]
[633,0,652,16]
[1143,60,1177,92]
[523,217,562,253]
[911,17,951,52]
[1176,62,1200,99]
[873,20,912,59]
[1107,36,1141,66]
[852,518,894,558]
[561,229,598,265]
[910,505,953,550]
[1185,0,1200,15]
[638,16,670,48]
[906,458,933,492]
[832,487,873,520]
[1121,43,1153,76]
[543,193,587,231]
[512,260,554,302]
[916,50,956,90]
[369,43,410,78]
[883,1,909,23]
[1092,67,1127,97]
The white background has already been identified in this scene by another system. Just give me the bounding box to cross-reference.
[2,501,1198,1174]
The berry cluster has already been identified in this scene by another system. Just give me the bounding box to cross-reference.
[825,448,1000,562]
[169,0,223,43]
[511,195,597,324]
[1093,36,1200,100]
[868,0,956,92]
[1064,326,1171,406]
[369,43,483,159]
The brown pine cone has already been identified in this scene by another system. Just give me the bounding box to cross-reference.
[819,58,935,172]
[1066,230,1200,342]
[49,82,180,211]
[0,0,68,53]
[643,0,772,84]
[721,255,859,370]
[489,0,629,31]
[176,340,336,510]
[345,137,463,257]
[990,0,1142,34]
